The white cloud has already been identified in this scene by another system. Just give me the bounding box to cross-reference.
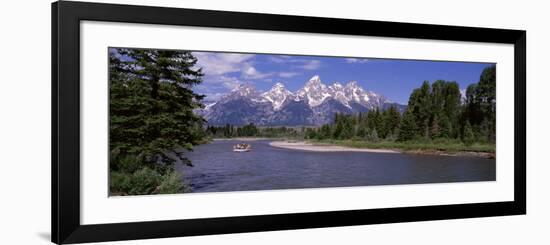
[278,72,300,78]
[269,55,297,63]
[193,52,323,98]
[242,65,274,79]
[217,75,243,90]
[267,56,322,71]
[268,56,286,63]
[193,52,255,76]
[204,93,225,101]
[194,51,275,82]
[198,75,243,89]
[345,58,369,64]
[300,60,321,70]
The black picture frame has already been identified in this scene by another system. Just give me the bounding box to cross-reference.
[52,1,526,244]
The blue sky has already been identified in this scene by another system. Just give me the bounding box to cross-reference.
[192,51,493,104]
[110,48,493,105]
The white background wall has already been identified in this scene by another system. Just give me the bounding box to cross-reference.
[0,0,547,244]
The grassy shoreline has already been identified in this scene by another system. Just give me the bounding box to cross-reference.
[307,139,495,158]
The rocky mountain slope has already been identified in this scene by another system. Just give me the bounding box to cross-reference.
[201,75,405,126]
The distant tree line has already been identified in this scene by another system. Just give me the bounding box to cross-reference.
[210,66,496,146]
[305,107,401,141]
[206,124,302,138]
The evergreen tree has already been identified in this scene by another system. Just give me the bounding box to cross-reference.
[317,124,332,140]
[370,128,379,142]
[333,120,344,139]
[442,81,461,136]
[439,115,452,138]
[423,119,430,139]
[241,123,258,136]
[109,48,205,171]
[305,128,317,139]
[430,115,440,139]
[341,117,355,139]
[462,66,496,142]
[430,80,446,114]
[462,121,475,145]
[385,130,397,141]
[397,110,418,141]
[408,81,432,136]
[356,126,367,138]
[386,106,401,138]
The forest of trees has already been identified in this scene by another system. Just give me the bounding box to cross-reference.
[207,66,496,151]
[205,124,302,138]
[108,48,206,195]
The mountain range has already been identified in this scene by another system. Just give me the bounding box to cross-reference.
[200,75,406,126]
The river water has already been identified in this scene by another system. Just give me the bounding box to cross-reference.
[176,140,495,193]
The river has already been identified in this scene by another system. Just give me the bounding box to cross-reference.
[176,140,495,193]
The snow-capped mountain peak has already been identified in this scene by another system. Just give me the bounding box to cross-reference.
[221,83,269,103]
[329,82,351,108]
[231,83,257,97]
[308,75,321,84]
[297,75,332,107]
[330,82,344,89]
[273,82,285,89]
[223,76,386,108]
[261,82,294,110]
[344,81,367,104]
[200,75,405,126]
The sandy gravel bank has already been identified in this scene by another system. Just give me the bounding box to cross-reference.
[269,141,399,153]
[213,137,276,141]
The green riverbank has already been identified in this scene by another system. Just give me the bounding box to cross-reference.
[306,139,495,158]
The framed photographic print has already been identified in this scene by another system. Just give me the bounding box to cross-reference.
[52,1,526,244]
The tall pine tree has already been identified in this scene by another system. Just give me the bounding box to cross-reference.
[397,110,418,141]
[109,48,206,171]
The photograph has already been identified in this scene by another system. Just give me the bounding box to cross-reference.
[108,47,496,196]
